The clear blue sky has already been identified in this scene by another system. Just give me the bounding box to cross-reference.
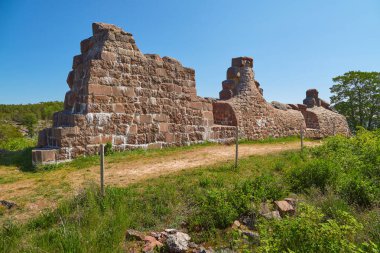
[0,0,379,105]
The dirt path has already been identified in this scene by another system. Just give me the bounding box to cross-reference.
[99,141,319,186]
[0,141,320,222]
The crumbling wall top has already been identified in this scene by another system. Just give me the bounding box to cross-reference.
[231,57,253,68]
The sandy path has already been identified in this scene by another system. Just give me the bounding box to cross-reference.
[0,141,320,222]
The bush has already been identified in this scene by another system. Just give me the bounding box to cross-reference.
[338,177,378,208]
[248,174,288,202]
[0,124,22,142]
[20,113,37,137]
[104,142,113,156]
[0,137,36,151]
[189,174,287,231]
[288,159,337,193]
[257,203,370,253]
[308,188,352,221]
[190,184,252,230]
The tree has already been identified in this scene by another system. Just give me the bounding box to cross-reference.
[0,124,22,141]
[330,71,380,131]
[21,113,38,137]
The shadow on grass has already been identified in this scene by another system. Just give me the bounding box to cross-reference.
[0,147,35,172]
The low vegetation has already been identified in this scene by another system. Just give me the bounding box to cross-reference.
[1,129,379,252]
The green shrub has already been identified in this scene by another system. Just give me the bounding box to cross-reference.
[257,203,369,253]
[357,209,380,245]
[20,113,37,137]
[313,189,352,221]
[0,124,22,142]
[0,137,36,151]
[0,220,22,252]
[0,147,35,171]
[249,174,288,202]
[199,177,211,188]
[338,177,378,208]
[190,184,252,230]
[288,159,337,193]
[104,142,113,156]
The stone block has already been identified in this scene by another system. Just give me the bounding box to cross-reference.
[72,55,83,69]
[88,84,113,95]
[174,85,182,93]
[60,126,79,137]
[222,80,235,90]
[154,114,168,122]
[145,54,162,61]
[113,136,125,145]
[189,102,203,110]
[32,148,57,165]
[227,67,240,80]
[219,89,233,100]
[128,124,138,134]
[165,133,175,143]
[66,71,74,89]
[159,123,169,133]
[155,68,166,76]
[148,143,162,149]
[202,111,214,120]
[140,115,152,124]
[231,57,253,68]
[92,22,122,35]
[87,135,101,144]
[274,200,295,216]
[100,51,117,62]
[92,95,110,103]
[64,90,77,110]
[80,38,93,53]
[113,103,125,113]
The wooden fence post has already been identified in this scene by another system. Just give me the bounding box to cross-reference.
[100,143,105,196]
[300,125,304,151]
[235,125,239,168]
[333,122,336,136]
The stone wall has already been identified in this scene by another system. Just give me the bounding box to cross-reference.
[214,57,306,139]
[33,22,350,164]
[213,57,350,140]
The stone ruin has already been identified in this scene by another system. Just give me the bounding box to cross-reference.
[32,23,350,164]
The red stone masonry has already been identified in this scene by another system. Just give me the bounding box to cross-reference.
[32,23,350,164]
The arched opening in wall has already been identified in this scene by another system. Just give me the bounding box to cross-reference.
[212,102,237,126]
[302,111,320,129]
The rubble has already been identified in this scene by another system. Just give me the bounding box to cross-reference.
[274,200,296,216]
[0,200,17,209]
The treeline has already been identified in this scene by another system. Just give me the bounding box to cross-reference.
[0,101,63,123]
[0,101,63,141]
[331,71,380,131]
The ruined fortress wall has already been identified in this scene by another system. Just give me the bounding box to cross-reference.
[34,23,350,164]
[214,58,306,139]
[37,23,236,161]
[214,57,350,140]
[301,107,350,138]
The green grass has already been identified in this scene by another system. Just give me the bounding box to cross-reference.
[0,152,290,252]
[1,135,307,173]
[54,135,309,171]
[239,135,312,144]
[1,130,380,252]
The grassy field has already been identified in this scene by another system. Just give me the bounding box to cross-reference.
[1,132,379,252]
[0,136,311,223]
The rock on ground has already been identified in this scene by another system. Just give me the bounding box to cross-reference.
[166,231,191,253]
